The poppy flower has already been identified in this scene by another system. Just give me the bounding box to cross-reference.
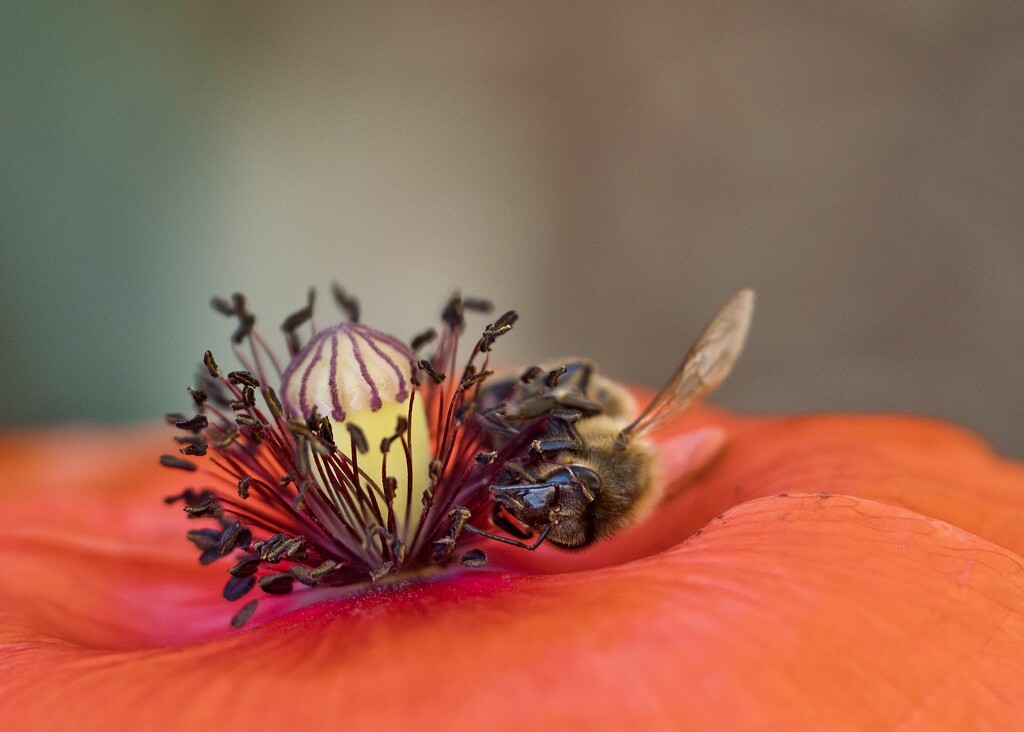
[2,294,1024,729]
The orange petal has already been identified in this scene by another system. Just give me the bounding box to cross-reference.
[0,427,265,649]
[695,410,1024,555]
[2,494,1023,728]
[1,425,195,548]
[519,404,1024,571]
[1,432,212,573]
[0,527,239,650]
[2,424,174,500]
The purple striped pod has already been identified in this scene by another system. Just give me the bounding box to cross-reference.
[280,322,413,422]
[279,322,430,542]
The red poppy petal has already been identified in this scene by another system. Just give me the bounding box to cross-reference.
[515,404,1024,572]
[3,494,1023,728]
[2,425,172,499]
[0,529,238,650]
[0,427,260,649]
[1,426,193,546]
[694,410,1024,555]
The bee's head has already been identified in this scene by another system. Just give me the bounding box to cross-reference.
[491,465,600,547]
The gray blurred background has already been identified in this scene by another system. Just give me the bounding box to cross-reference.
[2,2,1023,456]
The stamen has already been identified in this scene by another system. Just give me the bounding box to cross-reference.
[258,573,295,595]
[460,548,487,568]
[369,562,393,582]
[164,488,214,506]
[231,599,258,628]
[332,282,360,323]
[289,565,319,586]
[348,421,368,454]
[460,370,493,390]
[228,556,260,577]
[186,528,222,551]
[218,522,249,554]
[462,297,494,313]
[223,576,256,601]
[160,455,198,472]
[211,293,256,344]
[281,289,316,356]
[410,328,437,352]
[175,435,208,456]
[184,497,221,518]
[204,350,220,378]
[174,415,209,433]
[311,559,339,578]
[441,293,464,330]
[217,430,240,448]
[417,359,445,385]
[228,371,261,389]
[481,311,517,351]
[262,387,284,418]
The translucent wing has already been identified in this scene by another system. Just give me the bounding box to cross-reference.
[617,289,755,444]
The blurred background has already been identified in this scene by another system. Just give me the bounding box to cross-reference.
[2,2,1023,456]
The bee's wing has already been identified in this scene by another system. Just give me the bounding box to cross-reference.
[617,289,755,444]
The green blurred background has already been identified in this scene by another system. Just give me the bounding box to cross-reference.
[2,2,1023,456]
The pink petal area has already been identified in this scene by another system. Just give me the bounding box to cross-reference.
[2,494,1023,729]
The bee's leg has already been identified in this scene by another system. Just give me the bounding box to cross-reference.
[553,392,604,414]
[529,413,584,458]
[549,409,585,443]
[530,437,580,456]
[502,393,558,420]
[549,408,583,422]
[495,458,536,485]
[491,502,533,539]
[432,507,472,561]
[463,522,551,551]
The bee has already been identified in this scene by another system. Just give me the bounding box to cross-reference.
[464,289,755,550]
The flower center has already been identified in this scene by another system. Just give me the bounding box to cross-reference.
[161,290,529,628]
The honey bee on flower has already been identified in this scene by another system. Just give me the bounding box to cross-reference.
[162,287,752,627]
